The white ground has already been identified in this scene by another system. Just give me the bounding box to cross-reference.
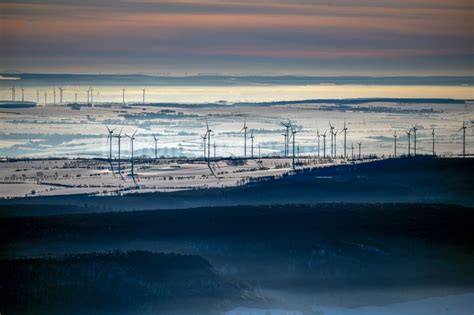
[0,101,472,160]
[0,156,353,198]
[1,99,472,198]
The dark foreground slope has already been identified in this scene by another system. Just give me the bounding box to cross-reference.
[0,251,253,315]
[1,157,473,216]
[2,203,474,312]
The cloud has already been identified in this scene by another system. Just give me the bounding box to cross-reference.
[0,0,472,75]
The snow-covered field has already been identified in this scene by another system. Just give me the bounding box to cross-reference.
[0,156,357,198]
[0,100,472,160]
[1,98,472,198]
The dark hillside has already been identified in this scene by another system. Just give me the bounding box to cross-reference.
[1,157,473,216]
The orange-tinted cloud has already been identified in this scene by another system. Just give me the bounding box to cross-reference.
[0,0,472,75]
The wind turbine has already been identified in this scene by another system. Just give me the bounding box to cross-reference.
[59,87,64,104]
[240,120,248,158]
[36,90,39,103]
[21,88,24,102]
[44,92,47,106]
[53,88,56,105]
[90,87,94,106]
[213,141,216,160]
[200,133,207,160]
[153,134,158,160]
[250,130,255,158]
[106,126,115,171]
[358,142,362,159]
[341,120,348,158]
[406,129,412,156]
[11,86,16,101]
[280,120,291,157]
[122,88,125,105]
[322,131,327,159]
[142,88,146,105]
[258,143,261,162]
[126,131,137,178]
[459,121,467,158]
[329,122,335,157]
[316,129,321,158]
[432,128,436,156]
[412,125,418,156]
[290,124,298,169]
[206,120,212,163]
[333,128,339,157]
[393,131,398,157]
[116,129,124,174]
[351,143,354,160]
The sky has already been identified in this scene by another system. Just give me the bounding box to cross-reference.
[0,0,473,76]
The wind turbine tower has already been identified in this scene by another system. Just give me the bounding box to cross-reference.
[126,131,137,177]
[142,88,146,105]
[412,125,418,156]
[317,129,321,158]
[250,130,255,158]
[329,122,335,157]
[291,125,297,169]
[406,129,412,156]
[393,131,398,157]
[11,86,16,101]
[460,121,467,158]
[281,121,291,157]
[21,88,24,102]
[322,131,327,158]
[122,88,125,105]
[116,130,124,174]
[351,143,354,160]
[53,88,56,105]
[432,128,436,156]
[206,121,212,163]
[59,87,64,104]
[333,128,339,157]
[358,142,362,159]
[106,126,115,171]
[153,134,158,160]
[44,92,47,106]
[342,121,348,158]
[240,121,248,158]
